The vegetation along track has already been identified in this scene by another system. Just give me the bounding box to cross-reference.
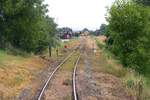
[37,45,82,100]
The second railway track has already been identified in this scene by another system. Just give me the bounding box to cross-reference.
[37,46,81,100]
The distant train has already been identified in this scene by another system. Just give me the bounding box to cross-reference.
[61,33,72,39]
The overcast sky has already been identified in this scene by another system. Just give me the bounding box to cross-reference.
[44,0,115,31]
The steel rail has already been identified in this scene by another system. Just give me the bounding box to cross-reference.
[37,51,75,100]
[72,54,81,100]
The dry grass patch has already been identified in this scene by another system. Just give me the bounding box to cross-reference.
[0,38,80,99]
[0,50,48,99]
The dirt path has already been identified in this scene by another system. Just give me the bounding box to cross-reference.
[76,36,133,100]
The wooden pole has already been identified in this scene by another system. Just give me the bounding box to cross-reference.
[49,45,52,57]
[56,48,58,57]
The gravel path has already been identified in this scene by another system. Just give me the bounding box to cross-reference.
[76,36,134,100]
[77,50,100,100]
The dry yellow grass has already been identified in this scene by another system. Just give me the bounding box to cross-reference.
[0,53,48,99]
[96,35,107,43]
[0,38,80,99]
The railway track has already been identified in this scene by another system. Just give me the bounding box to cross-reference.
[72,54,80,100]
[37,46,81,100]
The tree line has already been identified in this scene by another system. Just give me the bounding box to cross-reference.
[0,0,57,54]
[105,0,150,75]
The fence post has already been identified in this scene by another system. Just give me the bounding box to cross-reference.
[137,81,143,100]
[56,48,58,57]
[49,45,52,57]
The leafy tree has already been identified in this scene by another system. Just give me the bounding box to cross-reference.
[82,28,89,33]
[107,0,150,74]
[135,0,150,6]
[35,16,57,54]
[0,0,57,53]
[91,30,100,36]
[99,24,108,35]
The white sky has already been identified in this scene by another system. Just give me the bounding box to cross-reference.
[44,0,115,31]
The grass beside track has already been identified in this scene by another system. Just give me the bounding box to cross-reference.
[0,38,79,99]
[0,49,48,99]
[60,51,80,71]
[95,36,150,100]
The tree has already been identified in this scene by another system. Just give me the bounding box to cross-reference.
[35,16,57,54]
[82,28,89,33]
[0,0,57,53]
[135,0,150,6]
[99,24,108,35]
[107,0,150,74]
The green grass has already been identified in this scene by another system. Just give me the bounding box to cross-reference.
[103,64,126,77]
[14,74,24,86]
[0,50,9,69]
[0,49,25,59]
[0,49,24,69]
[63,95,71,100]
[96,39,105,49]
[0,50,7,60]
[61,51,79,71]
